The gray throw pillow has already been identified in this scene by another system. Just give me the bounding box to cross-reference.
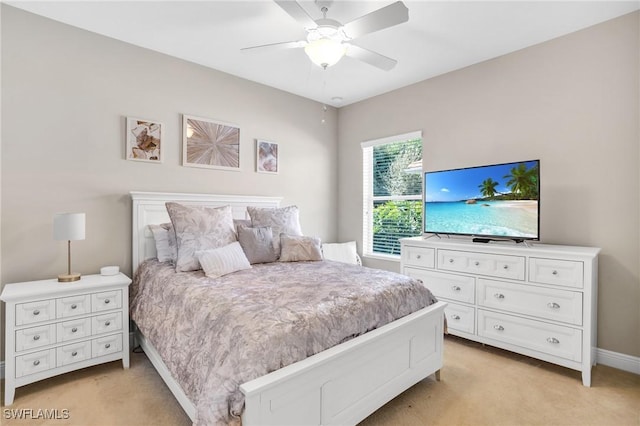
[237,225,278,264]
[247,205,302,257]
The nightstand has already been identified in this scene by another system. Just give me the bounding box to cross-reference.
[1,273,132,406]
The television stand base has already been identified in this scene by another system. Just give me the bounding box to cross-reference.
[472,237,528,244]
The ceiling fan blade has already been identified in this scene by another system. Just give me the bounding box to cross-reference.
[345,44,397,71]
[274,1,318,30]
[342,1,409,40]
[241,40,306,53]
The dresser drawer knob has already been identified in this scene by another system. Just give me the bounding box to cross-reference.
[547,302,560,309]
[71,351,78,357]
[33,310,40,316]
[451,286,461,292]
[105,321,111,327]
[493,325,504,331]
[33,360,40,366]
[552,270,558,276]
[451,314,461,320]
[494,293,505,299]
[416,254,421,259]
[33,335,40,341]
[105,343,111,349]
[547,337,560,344]
[71,327,78,333]
[104,299,111,304]
[71,304,77,309]
[503,265,509,270]
[474,261,480,266]
[448,258,454,263]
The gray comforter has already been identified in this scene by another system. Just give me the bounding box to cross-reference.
[130,259,437,425]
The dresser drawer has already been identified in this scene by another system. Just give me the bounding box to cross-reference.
[16,324,57,352]
[477,279,583,325]
[57,317,92,343]
[15,299,56,326]
[57,341,92,367]
[529,258,584,289]
[15,349,56,378]
[478,310,582,362]
[92,290,122,313]
[438,249,525,281]
[405,267,475,304]
[444,302,475,334]
[92,334,122,357]
[92,312,123,335]
[402,246,435,269]
[57,294,91,318]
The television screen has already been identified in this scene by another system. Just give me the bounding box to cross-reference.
[424,160,540,241]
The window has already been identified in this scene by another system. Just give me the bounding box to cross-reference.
[362,131,423,257]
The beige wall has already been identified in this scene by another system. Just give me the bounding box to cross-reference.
[337,12,640,358]
[1,8,337,290]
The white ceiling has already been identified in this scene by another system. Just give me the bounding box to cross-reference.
[7,1,640,107]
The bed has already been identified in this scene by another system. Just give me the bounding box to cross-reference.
[130,191,446,426]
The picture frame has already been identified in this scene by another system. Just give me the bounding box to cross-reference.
[256,139,279,174]
[182,115,240,171]
[126,117,162,163]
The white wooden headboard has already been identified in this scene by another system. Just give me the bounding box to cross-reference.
[130,191,282,274]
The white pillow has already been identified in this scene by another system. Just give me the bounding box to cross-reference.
[148,223,177,263]
[322,241,360,265]
[197,242,251,278]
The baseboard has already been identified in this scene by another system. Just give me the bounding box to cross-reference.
[0,345,638,380]
[596,348,640,375]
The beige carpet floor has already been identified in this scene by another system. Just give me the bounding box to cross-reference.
[2,335,639,425]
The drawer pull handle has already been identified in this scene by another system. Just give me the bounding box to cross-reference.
[451,314,461,320]
[33,335,40,341]
[71,351,78,357]
[71,304,77,309]
[448,258,454,263]
[474,261,480,266]
[547,337,560,344]
[33,360,40,366]
[503,265,509,270]
[451,286,461,292]
[494,293,505,299]
[552,270,558,276]
[104,299,111,304]
[71,327,78,333]
[33,310,40,316]
[547,302,560,309]
[493,325,504,331]
[416,254,421,259]
[105,321,111,327]
[105,343,111,349]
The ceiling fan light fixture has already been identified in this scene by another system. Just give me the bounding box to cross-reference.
[304,38,347,68]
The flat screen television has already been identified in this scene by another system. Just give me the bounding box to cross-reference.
[423,160,540,242]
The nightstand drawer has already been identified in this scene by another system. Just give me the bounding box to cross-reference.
[57,341,92,367]
[529,258,584,289]
[57,294,90,318]
[15,349,56,378]
[16,324,56,352]
[92,312,122,335]
[57,317,92,342]
[15,300,56,326]
[92,334,122,357]
[92,290,122,312]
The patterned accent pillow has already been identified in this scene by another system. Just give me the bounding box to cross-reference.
[247,206,302,256]
[166,202,237,272]
[237,225,278,264]
[148,223,177,263]
[197,242,251,278]
[279,234,323,262]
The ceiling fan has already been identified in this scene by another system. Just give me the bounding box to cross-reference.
[241,0,409,71]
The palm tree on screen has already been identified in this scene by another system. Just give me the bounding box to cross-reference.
[478,178,499,199]
[504,163,538,199]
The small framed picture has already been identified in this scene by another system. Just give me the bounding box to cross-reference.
[183,115,240,171]
[126,117,162,162]
[256,140,279,174]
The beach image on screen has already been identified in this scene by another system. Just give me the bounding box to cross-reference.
[424,160,539,238]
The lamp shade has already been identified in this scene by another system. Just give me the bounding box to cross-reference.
[304,38,347,68]
[53,213,86,241]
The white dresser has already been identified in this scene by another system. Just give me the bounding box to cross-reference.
[400,237,599,386]
[1,273,132,405]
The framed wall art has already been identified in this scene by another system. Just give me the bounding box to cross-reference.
[256,139,279,174]
[126,117,162,162]
[183,115,240,170]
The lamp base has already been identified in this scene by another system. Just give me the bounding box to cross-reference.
[58,273,81,283]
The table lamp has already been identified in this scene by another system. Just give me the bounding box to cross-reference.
[53,212,85,282]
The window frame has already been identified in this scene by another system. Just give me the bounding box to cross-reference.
[361,131,423,260]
